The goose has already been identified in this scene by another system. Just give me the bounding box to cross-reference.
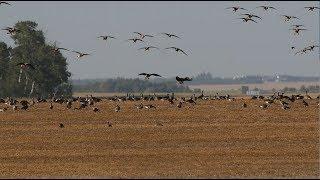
[126,38,144,43]
[160,33,181,39]
[16,63,35,70]
[66,100,72,109]
[256,6,277,11]
[0,108,7,112]
[306,45,319,51]
[133,32,154,39]
[52,47,69,54]
[289,28,307,35]
[144,104,156,109]
[177,101,183,108]
[59,123,64,128]
[2,27,19,35]
[294,48,309,55]
[138,73,162,79]
[291,24,305,28]
[0,1,11,5]
[93,107,99,112]
[49,102,53,109]
[304,6,320,11]
[226,6,248,12]
[241,13,262,20]
[107,121,112,127]
[282,15,299,22]
[165,47,188,56]
[135,103,143,109]
[242,102,247,108]
[238,17,258,23]
[115,105,120,112]
[282,104,290,110]
[72,51,90,58]
[12,105,17,111]
[98,35,116,41]
[138,46,159,51]
[186,98,196,105]
[305,91,312,99]
[259,104,268,109]
[176,76,192,84]
[302,100,308,107]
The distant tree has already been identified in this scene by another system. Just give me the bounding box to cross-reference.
[0,42,11,97]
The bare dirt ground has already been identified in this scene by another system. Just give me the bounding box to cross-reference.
[0,98,319,178]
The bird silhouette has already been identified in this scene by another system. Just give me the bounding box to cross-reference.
[176,76,192,84]
[138,73,162,79]
[165,47,188,56]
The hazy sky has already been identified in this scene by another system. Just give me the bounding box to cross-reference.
[0,1,319,79]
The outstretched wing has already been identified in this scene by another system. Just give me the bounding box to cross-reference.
[151,73,162,77]
[179,49,188,56]
[1,2,11,5]
[72,50,81,54]
[58,48,69,51]
[26,63,35,70]
[184,77,192,81]
[139,73,147,76]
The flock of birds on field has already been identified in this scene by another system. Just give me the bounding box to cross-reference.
[0,2,319,127]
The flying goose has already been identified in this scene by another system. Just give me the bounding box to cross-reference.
[289,28,307,35]
[126,38,144,43]
[256,6,277,11]
[16,63,35,70]
[138,73,162,79]
[72,51,90,58]
[138,46,160,51]
[241,13,262,20]
[52,47,69,54]
[160,33,181,39]
[2,27,19,35]
[291,24,305,28]
[226,6,248,12]
[0,1,11,5]
[304,6,320,11]
[133,32,154,39]
[165,47,188,55]
[306,45,319,51]
[294,48,309,55]
[98,35,116,41]
[282,15,299,22]
[238,17,258,23]
[176,76,192,84]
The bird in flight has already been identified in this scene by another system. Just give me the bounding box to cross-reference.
[133,32,154,39]
[98,35,116,42]
[306,45,319,51]
[126,38,144,43]
[160,33,181,39]
[304,6,320,11]
[282,15,299,22]
[291,24,305,28]
[256,6,277,11]
[2,27,19,35]
[289,28,307,35]
[16,63,35,70]
[138,46,159,51]
[241,13,262,20]
[0,1,11,5]
[294,48,309,55]
[165,47,188,56]
[72,51,90,58]
[176,76,192,84]
[238,17,258,23]
[226,6,247,12]
[138,73,162,79]
[52,47,69,54]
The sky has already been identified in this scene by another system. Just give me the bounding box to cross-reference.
[0,1,319,79]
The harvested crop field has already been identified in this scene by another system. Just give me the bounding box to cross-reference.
[0,98,319,178]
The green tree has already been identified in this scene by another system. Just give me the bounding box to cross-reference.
[5,21,71,98]
[0,42,11,97]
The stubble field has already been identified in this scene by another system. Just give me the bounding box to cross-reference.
[0,97,319,178]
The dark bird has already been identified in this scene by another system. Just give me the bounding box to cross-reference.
[242,102,247,108]
[133,32,154,39]
[0,1,11,6]
[289,28,307,35]
[50,102,53,109]
[306,45,319,51]
[126,38,144,43]
[98,35,116,42]
[115,105,120,112]
[138,73,162,79]
[256,6,277,11]
[107,121,112,127]
[93,107,99,112]
[302,100,309,107]
[291,24,305,28]
[304,6,320,11]
[160,33,181,39]
[226,6,248,12]
[241,13,262,20]
[282,15,299,22]
[59,123,64,128]
[16,63,35,70]
[165,47,188,56]
[2,27,19,35]
[238,17,258,23]
[52,47,69,54]
[138,46,160,51]
[72,51,90,58]
[295,48,309,55]
[176,76,192,84]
